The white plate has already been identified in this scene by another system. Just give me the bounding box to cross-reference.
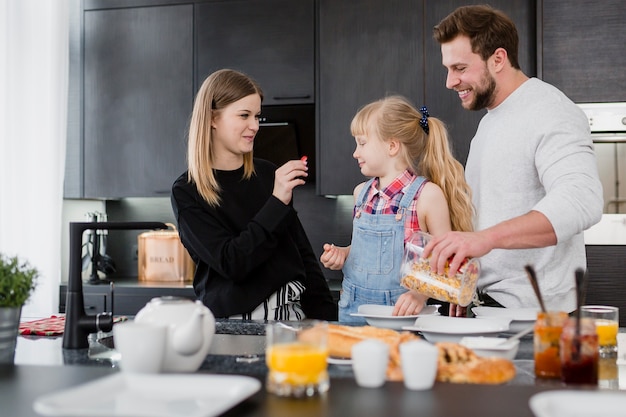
[33,373,261,417]
[402,316,510,343]
[529,390,626,417]
[472,306,539,333]
[349,304,441,330]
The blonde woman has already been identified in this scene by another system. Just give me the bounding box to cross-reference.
[320,95,473,322]
[172,69,337,321]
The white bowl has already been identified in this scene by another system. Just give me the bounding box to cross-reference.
[459,336,520,360]
[472,306,539,334]
[350,304,440,330]
[403,316,510,343]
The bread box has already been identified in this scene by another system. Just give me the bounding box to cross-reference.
[137,223,194,282]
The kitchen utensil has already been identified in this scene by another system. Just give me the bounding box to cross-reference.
[114,321,167,373]
[582,305,619,357]
[400,231,480,307]
[266,320,329,397]
[459,336,520,360]
[134,297,215,372]
[471,306,539,333]
[399,340,438,390]
[403,316,510,343]
[503,324,535,344]
[574,268,587,357]
[524,265,547,314]
[530,390,626,417]
[33,373,261,417]
[349,304,441,330]
[351,339,389,388]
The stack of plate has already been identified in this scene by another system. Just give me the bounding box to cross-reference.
[472,306,539,333]
[402,316,511,343]
[349,304,441,330]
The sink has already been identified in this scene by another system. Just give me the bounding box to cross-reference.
[95,333,266,356]
[97,335,115,349]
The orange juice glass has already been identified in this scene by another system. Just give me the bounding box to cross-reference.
[266,320,329,397]
[581,305,619,358]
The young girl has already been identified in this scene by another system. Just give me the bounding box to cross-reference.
[171,69,337,321]
[320,95,473,323]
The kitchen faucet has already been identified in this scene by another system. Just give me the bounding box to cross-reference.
[63,221,168,349]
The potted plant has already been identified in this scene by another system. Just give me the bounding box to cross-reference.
[0,253,38,363]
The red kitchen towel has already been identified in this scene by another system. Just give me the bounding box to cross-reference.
[19,315,127,336]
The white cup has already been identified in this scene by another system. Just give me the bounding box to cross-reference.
[113,321,167,373]
[399,339,438,390]
[351,339,389,388]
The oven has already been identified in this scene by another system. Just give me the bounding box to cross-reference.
[578,102,626,214]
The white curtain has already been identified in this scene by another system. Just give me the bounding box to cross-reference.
[0,1,69,317]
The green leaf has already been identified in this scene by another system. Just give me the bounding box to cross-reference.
[0,254,39,307]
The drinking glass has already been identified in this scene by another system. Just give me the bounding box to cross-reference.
[265,320,329,397]
[581,305,619,358]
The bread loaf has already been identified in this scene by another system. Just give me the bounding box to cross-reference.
[325,325,516,384]
[327,324,420,380]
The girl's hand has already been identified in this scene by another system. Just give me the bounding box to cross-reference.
[320,243,350,270]
[272,157,308,205]
[392,291,428,316]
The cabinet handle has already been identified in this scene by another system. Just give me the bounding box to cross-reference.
[272,95,311,100]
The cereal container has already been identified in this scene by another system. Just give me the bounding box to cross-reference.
[400,231,480,307]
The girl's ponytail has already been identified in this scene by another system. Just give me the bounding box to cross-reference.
[419,115,474,232]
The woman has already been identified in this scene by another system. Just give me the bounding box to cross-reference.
[171,69,337,320]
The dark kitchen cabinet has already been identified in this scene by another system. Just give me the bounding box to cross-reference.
[317,0,536,195]
[540,0,626,103]
[66,3,193,198]
[317,0,424,195]
[59,281,195,316]
[196,0,315,106]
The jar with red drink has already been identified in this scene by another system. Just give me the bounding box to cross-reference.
[560,317,599,385]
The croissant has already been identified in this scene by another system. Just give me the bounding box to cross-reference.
[435,342,516,384]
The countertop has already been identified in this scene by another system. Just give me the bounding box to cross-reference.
[5,319,625,417]
[584,214,626,245]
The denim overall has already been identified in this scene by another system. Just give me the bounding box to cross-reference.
[339,176,427,324]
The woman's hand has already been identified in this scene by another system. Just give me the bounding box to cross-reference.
[272,157,308,205]
[320,243,350,270]
[392,291,428,316]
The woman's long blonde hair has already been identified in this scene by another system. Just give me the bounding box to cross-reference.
[187,69,263,207]
[350,95,474,232]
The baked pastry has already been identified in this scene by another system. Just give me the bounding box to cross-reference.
[327,324,420,380]
[435,342,516,384]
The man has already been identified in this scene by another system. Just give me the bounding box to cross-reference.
[424,5,603,316]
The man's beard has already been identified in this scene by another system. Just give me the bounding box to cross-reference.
[468,69,497,111]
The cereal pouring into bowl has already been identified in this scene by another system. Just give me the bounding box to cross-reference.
[400,231,480,307]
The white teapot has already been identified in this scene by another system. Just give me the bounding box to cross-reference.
[134,296,215,372]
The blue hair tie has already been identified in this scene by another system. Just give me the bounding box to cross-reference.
[419,106,429,134]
